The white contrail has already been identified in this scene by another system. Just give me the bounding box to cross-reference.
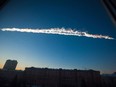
[1,28,114,40]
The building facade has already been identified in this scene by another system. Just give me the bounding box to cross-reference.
[3,60,18,71]
[23,67,101,87]
[0,67,116,87]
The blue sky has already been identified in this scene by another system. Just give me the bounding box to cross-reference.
[0,0,116,74]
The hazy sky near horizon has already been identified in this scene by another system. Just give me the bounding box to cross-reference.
[0,0,116,74]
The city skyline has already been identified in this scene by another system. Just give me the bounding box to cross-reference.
[0,0,116,74]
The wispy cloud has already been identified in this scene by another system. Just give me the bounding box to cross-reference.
[1,28,114,40]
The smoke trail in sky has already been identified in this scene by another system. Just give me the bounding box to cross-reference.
[1,28,114,40]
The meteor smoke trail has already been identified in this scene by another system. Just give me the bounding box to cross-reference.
[1,28,114,40]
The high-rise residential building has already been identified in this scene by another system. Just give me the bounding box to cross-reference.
[3,59,18,70]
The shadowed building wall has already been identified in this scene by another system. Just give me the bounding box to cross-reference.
[24,67,101,87]
[0,67,116,87]
[3,60,18,71]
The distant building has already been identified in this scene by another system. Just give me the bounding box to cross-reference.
[101,0,116,26]
[24,67,101,87]
[3,60,18,71]
[0,66,116,87]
